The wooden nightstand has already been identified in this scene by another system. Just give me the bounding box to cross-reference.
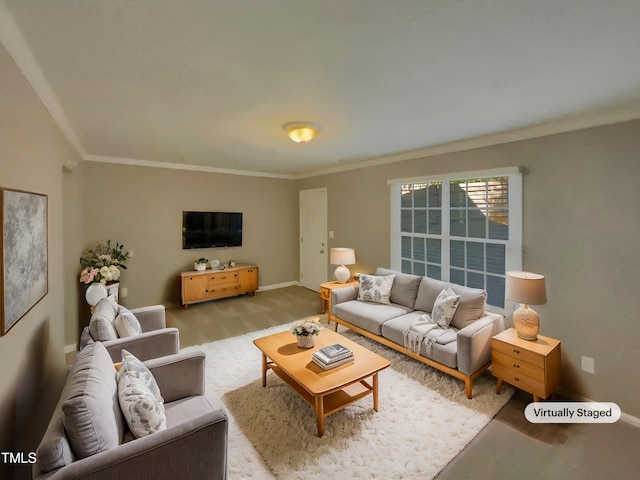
[492,328,561,402]
[320,280,359,319]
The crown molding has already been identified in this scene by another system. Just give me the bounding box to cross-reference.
[82,154,295,180]
[294,103,640,179]
[0,1,86,158]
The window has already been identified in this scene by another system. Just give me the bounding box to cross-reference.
[389,168,522,312]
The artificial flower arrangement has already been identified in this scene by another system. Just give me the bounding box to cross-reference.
[290,319,322,337]
[79,240,131,285]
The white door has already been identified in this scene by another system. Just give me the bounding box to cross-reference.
[299,188,328,292]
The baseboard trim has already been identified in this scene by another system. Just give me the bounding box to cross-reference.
[64,344,77,354]
[258,281,299,291]
[556,387,640,428]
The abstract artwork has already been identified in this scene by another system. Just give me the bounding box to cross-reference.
[1,188,48,336]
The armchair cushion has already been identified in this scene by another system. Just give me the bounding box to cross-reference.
[60,342,124,460]
[88,296,119,341]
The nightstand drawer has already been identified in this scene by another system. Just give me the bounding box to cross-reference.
[492,364,546,398]
[492,338,545,368]
[492,351,544,382]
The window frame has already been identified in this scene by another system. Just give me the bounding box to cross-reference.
[388,167,522,315]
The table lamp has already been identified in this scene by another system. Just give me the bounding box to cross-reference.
[330,248,356,283]
[505,271,547,340]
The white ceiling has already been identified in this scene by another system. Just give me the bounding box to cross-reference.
[2,0,640,178]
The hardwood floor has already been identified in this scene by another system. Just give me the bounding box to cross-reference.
[168,286,639,479]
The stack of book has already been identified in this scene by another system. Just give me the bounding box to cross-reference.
[312,343,354,370]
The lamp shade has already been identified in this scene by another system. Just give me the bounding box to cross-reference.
[505,271,547,306]
[329,248,356,266]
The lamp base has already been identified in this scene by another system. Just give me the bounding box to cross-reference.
[334,265,351,283]
[513,305,539,340]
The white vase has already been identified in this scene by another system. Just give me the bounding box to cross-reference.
[85,283,108,306]
[194,262,206,271]
[296,335,315,349]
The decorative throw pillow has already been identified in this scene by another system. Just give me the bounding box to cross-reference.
[118,374,167,438]
[114,305,142,337]
[432,288,460,328]
[118,350,163,403]
[357,274,396,305]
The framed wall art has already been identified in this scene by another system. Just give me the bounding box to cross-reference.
[1,188,48,336]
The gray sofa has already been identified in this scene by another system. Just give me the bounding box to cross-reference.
[34,341,228,479]
[80,300,180,363]
[331,268,505,398]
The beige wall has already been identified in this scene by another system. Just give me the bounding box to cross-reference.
[77,162,299,308]
[0,44,78,479]
[298,119,640,417]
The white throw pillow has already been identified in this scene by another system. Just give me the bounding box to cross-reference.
[357,274,396,305]
[114,305,142,337]
[432,288,460,328]
[118,374,167,438]
[118,350,163,403]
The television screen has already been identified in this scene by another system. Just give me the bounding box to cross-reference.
[182,211,243,249]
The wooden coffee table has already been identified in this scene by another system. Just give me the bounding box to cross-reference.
[253,328,390,437]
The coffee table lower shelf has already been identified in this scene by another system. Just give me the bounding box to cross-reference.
[266,363,378,437]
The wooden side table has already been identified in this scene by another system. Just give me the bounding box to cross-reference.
[320,280,359,320]
[492,328,561,402]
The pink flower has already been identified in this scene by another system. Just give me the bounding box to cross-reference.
[79,267,98,284]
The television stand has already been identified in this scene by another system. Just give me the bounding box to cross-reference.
[180,263,258,308]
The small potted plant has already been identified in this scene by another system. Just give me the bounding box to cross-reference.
[290,319,322,348]
[194,258,209,271]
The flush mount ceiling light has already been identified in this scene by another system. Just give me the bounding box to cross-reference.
[282,122,322,143]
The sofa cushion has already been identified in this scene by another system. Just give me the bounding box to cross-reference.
[414,277,486,330]
[432,288,460,328]
[357,274,396,305]
[375,268,422,308]
[381,312,457,347]
[88,296,119,341]
[114,305,142,337]
[334,300,412,335]
[61,342,124,460]
[380,312,458,369]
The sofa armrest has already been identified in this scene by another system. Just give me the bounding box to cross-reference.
[145,351,206,401]
[130,304,166,332]
[35,408,229,480]
[102,328,180,363]
[456,312,505,375]
[331,285,358,305]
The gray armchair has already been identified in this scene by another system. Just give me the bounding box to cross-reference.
[33,343,228,479]
[79,303,180,362]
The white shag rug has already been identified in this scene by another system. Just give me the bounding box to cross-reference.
[182,320,513,479]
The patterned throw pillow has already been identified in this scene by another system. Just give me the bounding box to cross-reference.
[118,374,167,438]
[357,274,396,305]
[432,288,461,328]
[118,350,163,403]
[114,305,142,337]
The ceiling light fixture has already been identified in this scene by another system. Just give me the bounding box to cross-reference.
[283,121,322,143]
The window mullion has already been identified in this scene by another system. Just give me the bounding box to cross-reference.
[441,180,451,282]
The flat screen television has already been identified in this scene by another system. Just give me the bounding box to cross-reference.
[182,211,243,249]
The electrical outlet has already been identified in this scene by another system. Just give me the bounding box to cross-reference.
[581,356,595,374]
[329,231,334,239]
